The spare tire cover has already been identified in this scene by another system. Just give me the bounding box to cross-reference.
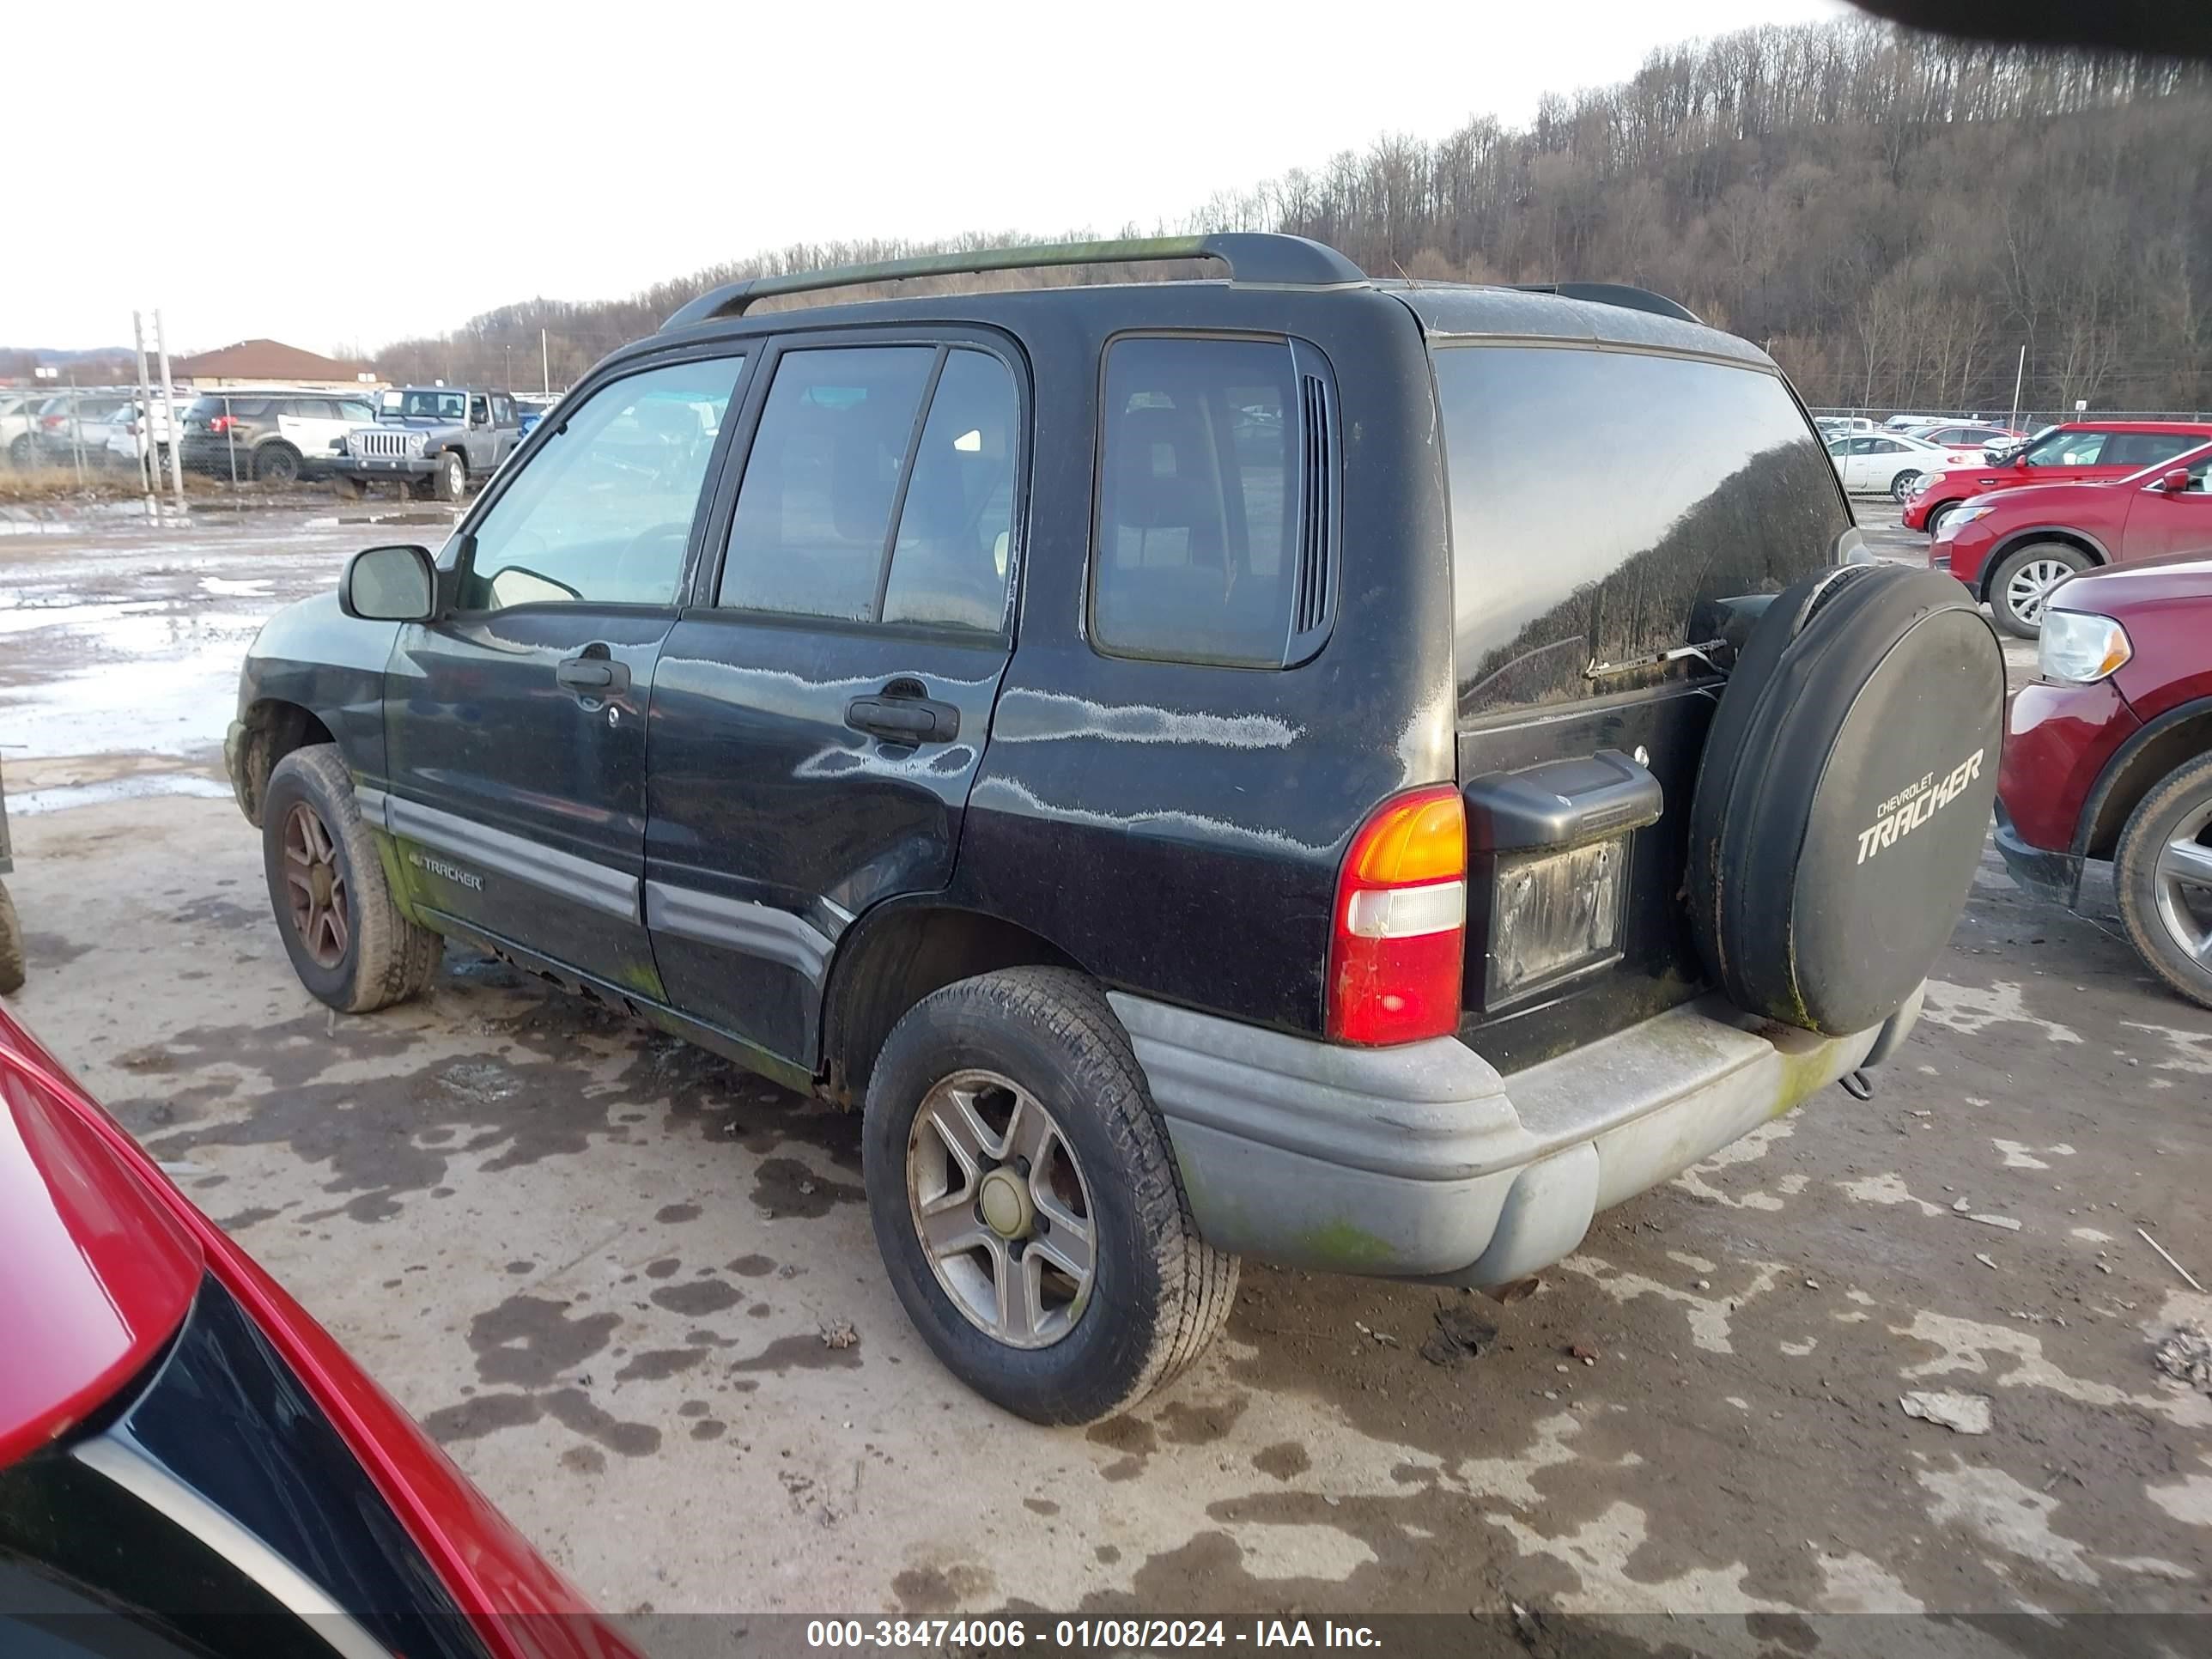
[1688,565,2004,1036]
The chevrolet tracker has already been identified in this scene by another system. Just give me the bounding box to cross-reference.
[227,234,2005,1423]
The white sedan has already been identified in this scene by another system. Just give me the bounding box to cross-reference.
[1826,431,1957,499]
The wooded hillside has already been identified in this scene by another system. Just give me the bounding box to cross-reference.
[379,19,2211,416]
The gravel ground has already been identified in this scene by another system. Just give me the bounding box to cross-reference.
[3,501,2206,1648]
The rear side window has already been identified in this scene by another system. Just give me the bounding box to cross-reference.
[1436,343,1845,719]
[1091,336,1333,668]
[2106,431,2200,468]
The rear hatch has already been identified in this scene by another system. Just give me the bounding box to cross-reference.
[1417,297,1851,1070]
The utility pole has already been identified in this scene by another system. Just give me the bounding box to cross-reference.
[64,372,85,489]
[154,310,185,513]
[541,327,550,397]
[131,311,159,503]
[2009,343,2027,431]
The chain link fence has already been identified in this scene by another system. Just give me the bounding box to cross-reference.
[1808,405,2212,429]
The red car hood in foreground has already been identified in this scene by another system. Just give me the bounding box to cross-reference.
[0,1004,635,1659]
[0,1024,201,1468]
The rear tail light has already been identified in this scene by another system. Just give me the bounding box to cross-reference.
[1327,786,1466,1045]
[209,414,239,434]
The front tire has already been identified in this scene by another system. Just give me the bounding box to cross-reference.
[260,745,441,1013]
[1925,500,1962,538]
[435,451,466,502]
[2114,753,2212,1010]
[862,967,1237,1424]
[1988,542,2090,638]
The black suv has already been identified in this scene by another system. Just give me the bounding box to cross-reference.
[227,235,2004,1424]
[179,391,381,483]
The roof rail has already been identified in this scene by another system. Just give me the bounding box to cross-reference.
[1510,283,1703,325]
[659,234,1366,331]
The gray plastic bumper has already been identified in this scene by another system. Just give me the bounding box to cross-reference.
[1109,988,1918,1285]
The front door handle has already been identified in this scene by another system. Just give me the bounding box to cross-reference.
[847,690,959,744]
[556,652,630,695]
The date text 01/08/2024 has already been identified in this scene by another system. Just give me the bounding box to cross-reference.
[804,1618,1384,1649]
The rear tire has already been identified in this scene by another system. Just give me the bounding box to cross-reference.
[2113,753,2212,1010]
[254,443,301,485]
[1890,469,1922,501]
[260,745,441,1013]
[1988,542,2090,638]
[861,967,1237,1425]
[5,434,30,469]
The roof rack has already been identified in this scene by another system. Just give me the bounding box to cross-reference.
[1510,283,1702,325]
[659,233,1367,332]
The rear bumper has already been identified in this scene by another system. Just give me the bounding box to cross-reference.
[1113,988,1917,1284]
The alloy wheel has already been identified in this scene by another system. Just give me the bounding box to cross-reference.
[2002,556,2077,628]
[281,801,349,969]
[905,1069,1096,1349]
[2153,799,2212,968]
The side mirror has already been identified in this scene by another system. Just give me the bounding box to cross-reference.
[2156,467,2192,494]
[341,544,436,621]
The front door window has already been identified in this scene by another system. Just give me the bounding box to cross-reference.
[460,356,744,611]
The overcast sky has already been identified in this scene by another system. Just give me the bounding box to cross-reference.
[10,0,1849,356]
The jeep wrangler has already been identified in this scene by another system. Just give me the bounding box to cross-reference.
[331,386,523,503]
[228,234,2003,1423]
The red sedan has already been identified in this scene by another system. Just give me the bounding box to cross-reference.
[1901,419,2212,537]
[1929,440,2212,636]
[1995,554,2212,1008]
[0,1003,636,1659]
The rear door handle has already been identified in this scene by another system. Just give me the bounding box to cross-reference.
[846,692,959,744]
[556,653,629,694]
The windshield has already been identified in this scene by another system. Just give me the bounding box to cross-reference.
[397,389,467,420]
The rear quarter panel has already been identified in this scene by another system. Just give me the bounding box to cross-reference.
[954,287,1454,1034]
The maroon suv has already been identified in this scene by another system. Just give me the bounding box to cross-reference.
[1996,554,2212,1006]
[1932,440,2212,637]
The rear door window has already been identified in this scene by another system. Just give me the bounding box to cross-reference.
[717,343,1023,631]
[1434,343,1845,719]
[1091,336,1329,667]
[2105,431,2200,468]
[718,346,939,620]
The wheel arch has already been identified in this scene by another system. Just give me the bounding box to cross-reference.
[2077,696,2212,861]
[818,899,1086,1106]
[1978,528,2110,600]
[233,698,339,825]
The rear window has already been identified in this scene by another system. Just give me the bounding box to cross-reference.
[1091,336,1330,668]
[1435,344,1844,719]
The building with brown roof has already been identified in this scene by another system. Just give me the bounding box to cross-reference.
[170,339,380,391]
